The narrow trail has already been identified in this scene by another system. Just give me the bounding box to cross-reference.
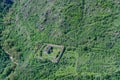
[10,56,18,65]
[4,50,18,65]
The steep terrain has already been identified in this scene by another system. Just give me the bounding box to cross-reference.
[1,0,120,80]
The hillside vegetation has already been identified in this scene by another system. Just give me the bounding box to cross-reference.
[1,0,120,80]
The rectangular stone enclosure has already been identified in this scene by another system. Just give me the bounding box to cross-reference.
[35,43,65,63]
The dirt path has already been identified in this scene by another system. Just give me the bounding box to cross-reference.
[10,56,18,65]
[4,50,18,65]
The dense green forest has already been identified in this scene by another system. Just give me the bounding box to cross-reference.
[0,0,14,80]
[1,0,120,80]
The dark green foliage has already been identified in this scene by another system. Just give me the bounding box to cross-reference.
[0,0,13,80]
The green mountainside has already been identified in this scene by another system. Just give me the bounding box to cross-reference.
[1,0,120,80]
